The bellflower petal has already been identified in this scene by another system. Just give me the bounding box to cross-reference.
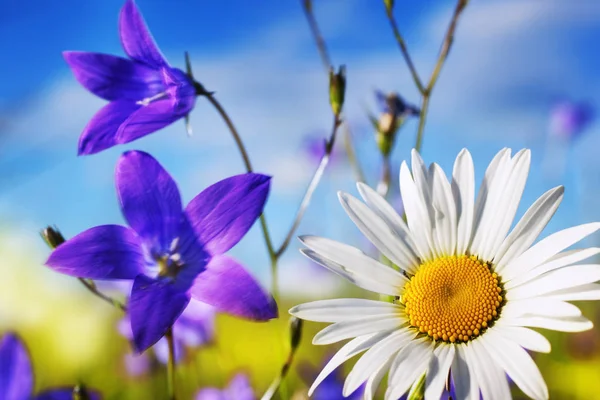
[78,100,140,155]
[118,0,166,68]
[45,225,145,280]
[63,51,164,101]
[172,217,210,291]
[195,374,254,400]
[0,333,33,400]
[35,389,101,400]
[116,150,183,255]
[129,275,190,352]
[185,174,271,255]
[116,96,192,145]
[190,255,277,321]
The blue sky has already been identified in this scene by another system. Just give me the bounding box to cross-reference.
[1,0,600,289]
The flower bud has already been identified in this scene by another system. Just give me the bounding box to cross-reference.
[72,384,91,400]
[384,0,394,15]
[40,226,66,249]
[289,316,303,351]
[329,65,346,116]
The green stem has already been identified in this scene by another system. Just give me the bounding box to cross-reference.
[166,328,176,400]
[77,278,127,312]
[342,122,367,184]
[414,94,430,153]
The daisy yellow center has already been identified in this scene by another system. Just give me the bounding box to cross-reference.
[402,255,503,343]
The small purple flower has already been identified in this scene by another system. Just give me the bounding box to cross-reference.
[374,90,420,119]
[195,374,255,400]
[302,134,344,165]
[0,332,101,400]
[46,151,277,353]
[118,299,215,375]
[63,0,197,155]
[549,100,594,141]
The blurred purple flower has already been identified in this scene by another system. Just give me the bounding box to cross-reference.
[195,374,255,400]
[118,299,215,375]
[45,151,277,353]
[63,0,196,155]
[374,90,420,119]
[0,332,101,400]
[301,134,344,165]
[549,100,594,141]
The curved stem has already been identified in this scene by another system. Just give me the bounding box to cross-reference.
[342,122,367,184]
[386,10,425,95]
[301,0,331,72]
[276,115,341,258]
[414,94,430,153]
[78,278,127,312]
[166,328,176,400]
[376,154,391,198]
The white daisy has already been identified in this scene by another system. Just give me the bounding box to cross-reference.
[290,148,600,400]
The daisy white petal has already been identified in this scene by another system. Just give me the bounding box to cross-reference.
[505,247,600,289]
[363,358,393,400]
[452,344,478,400]
[507,265,600,300]
[491,325,551,353]
[289,299,404,323]
[338,192,417,273]
[501,299,582,319]
[344,328,415,396]
[466,339,511,400]
[542,283,600,301]
[494,186,564,273]
[400,161,435,260]
[313,315,405,345]
[501,222,600,282]
[429,163,458,255]
[356,182,420,273]
[501,315,593,332]
[452,149,475,255]
[386,338,434,400]
[481,329,548,400]
[308,332,389,396]
[424,344,455,400]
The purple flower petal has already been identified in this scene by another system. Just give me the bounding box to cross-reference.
[190,255,277,321]
[176,300,215,347]
[115,96,192,145]
[35,389,101,400]
[123,352,151,377]
[185,174,271,255]
[116,151,183,256]
[195,388,224,400]
[153,336,184,364]
[119,0,166,68]
[78,100,140,155]
[225,374,255,400]
[0,333,33,400]
[63,51,164,102]
[45,225,145,280]
[129,274,190,352]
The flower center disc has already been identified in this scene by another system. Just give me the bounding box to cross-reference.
[402,255,503,343]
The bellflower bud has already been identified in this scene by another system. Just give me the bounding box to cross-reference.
[40,226,66,249]
[407,373,426,400]
[329,65,346,116]
[72,384,92,400]
[289,316,303,351]
[384,0,394,15]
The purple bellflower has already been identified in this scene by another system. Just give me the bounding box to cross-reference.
[63,0,197,155]
[195,374,255,400]
[374,90,420,136]
[549,100,594,141]
[0,332,101,400]
[118,298,215,376]
[45,151,277,353]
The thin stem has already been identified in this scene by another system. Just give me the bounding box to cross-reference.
[260,335,301,400]
[203,92,279,295]
[376,155,391,198]
[426,0,467,93]
[166,328,176,400]
[414,95,430,154]
[301,0,331,72]
[78,278,127,312]
[276,115,341,258]
[342,122,367,184]
[385,10,425,94]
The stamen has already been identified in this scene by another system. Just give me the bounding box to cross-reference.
[402,255,503,343]
[136,91,168,106]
